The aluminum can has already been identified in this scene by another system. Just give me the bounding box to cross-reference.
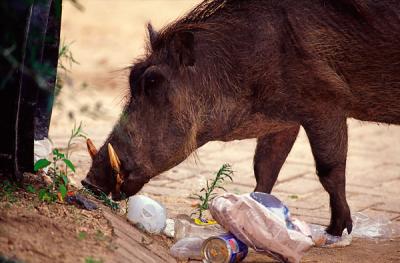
[202,233,248,263]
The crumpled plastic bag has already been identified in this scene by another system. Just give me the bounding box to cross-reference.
[210,193,313,263]
[34,138,52,163]
[34,138,52,172]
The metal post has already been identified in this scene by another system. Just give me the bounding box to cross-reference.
[0,0,62,180]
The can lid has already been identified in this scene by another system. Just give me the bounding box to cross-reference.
[202,237,230,263]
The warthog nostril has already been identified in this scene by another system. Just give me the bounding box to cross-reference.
[111,191,123,201]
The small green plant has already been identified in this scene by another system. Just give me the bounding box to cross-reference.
[55,40,79,97]
[25,184,36,194]
[84,257,103,263]
[34,148,72,202]
[0,180,18,203]
[193,164,233,220]
[78,231,87,240]
[38,187,57,203]
[65,122,87,160]
[34,122,86,203]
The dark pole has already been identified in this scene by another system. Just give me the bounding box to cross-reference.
[0,0,62,181]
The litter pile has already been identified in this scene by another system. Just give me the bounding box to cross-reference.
[126,193,399,263]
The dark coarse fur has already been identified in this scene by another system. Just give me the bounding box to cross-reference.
[83,0,400,237]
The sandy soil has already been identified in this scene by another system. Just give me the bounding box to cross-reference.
[0,175,115,263]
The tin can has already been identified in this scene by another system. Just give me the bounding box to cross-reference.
[202,233,248,263]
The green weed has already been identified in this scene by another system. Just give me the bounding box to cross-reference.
[0,180,18,203]
[84,257,103,263]
[55,40,79,97]
[192,164,233,220]
[34,122,86,203]
[25,184,36,193]
[78,231,87,240]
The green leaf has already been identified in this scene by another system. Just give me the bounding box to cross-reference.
[224,174,233,181]
[78,231,87,240]
[38,188,51,202]
[85,257,103,263]
[38,188,46,200]
[218,186,227,192]
[62,175,69,185]
[34,159,51,172]
[59,184,67,199]
[62,159,75,172]
[53,149,65,159]
[26,185,36,193]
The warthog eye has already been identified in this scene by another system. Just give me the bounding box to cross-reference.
[144,72,164,91]
[143,70,165,99]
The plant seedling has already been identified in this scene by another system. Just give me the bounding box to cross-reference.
[25,184,36,194]
[34,122,86,203]
[78,231,87,240]
[85,257,103,263]
[55,40,79,97]
[0,180,18,203]
[192,164,233,220]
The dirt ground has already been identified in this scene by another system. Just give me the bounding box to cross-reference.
[0,175,116,263]
[1,1,399,262]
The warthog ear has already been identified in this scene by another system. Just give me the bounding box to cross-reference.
[147,23,158,49]
[170,31,195,67]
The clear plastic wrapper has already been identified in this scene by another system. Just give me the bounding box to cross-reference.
[309,224,352,247]
[309,212,400,248]
[174,214,225,240]
[170,237,204,261]
[352,212,400,239]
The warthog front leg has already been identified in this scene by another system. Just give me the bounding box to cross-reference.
[303,115,352,236]
[254,125,300,193]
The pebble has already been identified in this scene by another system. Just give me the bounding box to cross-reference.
[163,218,175,238]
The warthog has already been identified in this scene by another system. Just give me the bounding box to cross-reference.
[82,0,400,236]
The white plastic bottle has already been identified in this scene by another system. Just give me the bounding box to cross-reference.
[127,195,167,234]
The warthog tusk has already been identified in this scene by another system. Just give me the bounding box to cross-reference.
[86,138,98,160]
[108,143,121,172]
[108,143,124,193]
